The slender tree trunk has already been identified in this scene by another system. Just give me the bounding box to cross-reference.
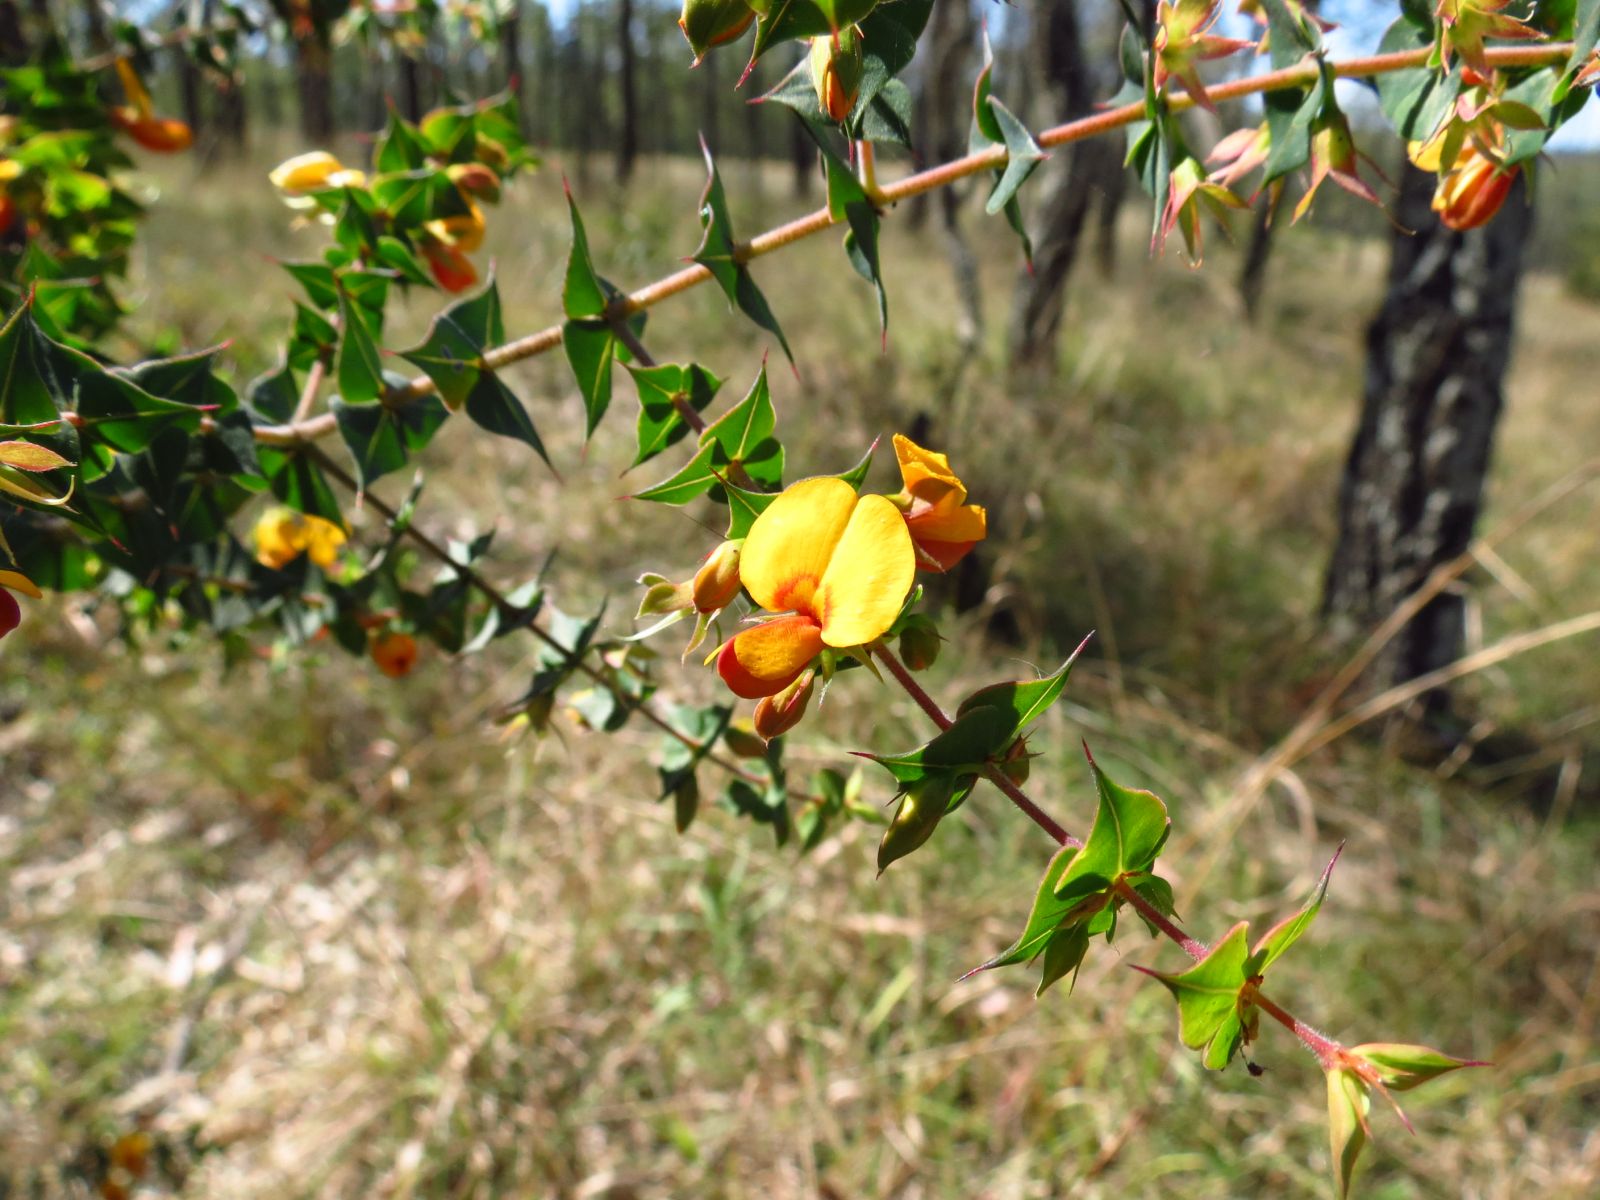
[1008,0,1115,368]
[1322,166,1534,703]
[905,0,971,233]
[499,0,528,135]
[789,114,813,198]
[616,0,639,182]
[1,0,31,65]
[399,52,424,121]
[296,36,335,142]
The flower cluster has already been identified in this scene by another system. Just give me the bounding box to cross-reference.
[267,116,508,294]
[642,434,986,741]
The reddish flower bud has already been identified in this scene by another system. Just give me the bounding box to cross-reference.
[447,161,501,201]
[678,0,755,63]
[1000,737,1031,786]
[1432,146,1517,231]
[752,670,814,741]
[810,29,864,123]
[370,630,420,678]
[422,239,478,293]
[692,539,743,613]
[109,107,194,153]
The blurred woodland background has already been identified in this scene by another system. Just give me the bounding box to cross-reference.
[2,0,1599,1197]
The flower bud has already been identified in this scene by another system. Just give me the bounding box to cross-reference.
[722,721,769,758]
[447,161,501,201]
[370,630,420,678]
[896,614,941,671]
[109,108,193,153]
[753,670,814,741]
[637,572,694,618]
[474,135,509,171]
[810,29,864,123]
[1432,147,1517,231]
[270,150,365,196]
[1000,737,1030,786]
[679,0,756,62]
[422,239,478,293]
[692,539,743,613]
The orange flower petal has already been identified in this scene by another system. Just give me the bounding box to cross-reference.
[815,493,915,647]
[717,615,825,699]
[739,476,857,616]
[906,497,987,545]
[893,433,966,505]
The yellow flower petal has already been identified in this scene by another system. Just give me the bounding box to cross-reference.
[270,151,347,195]
[815,493,915,647]
[740,476,857,616]
[893,433,966,505]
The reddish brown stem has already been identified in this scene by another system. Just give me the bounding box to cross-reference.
[872,643,1078,847]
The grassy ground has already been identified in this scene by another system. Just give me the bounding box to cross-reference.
[3,137,1599,1199]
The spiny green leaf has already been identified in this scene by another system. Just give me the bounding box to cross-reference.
[399,279,506,409]
[462,370,550,468]
[629,361,722,468]
[984,97,1047,215]
[955,635,1089,743]
[692,144,794,365]
[1350,1043,1487,1092]
[1247,844,1342,978]
[1137,921,1252,1069]
[562,186,609,320]
[331,391,449,490]
[562,316,640,439]
[336,288,385,406]
[1327,1067,1371,1199]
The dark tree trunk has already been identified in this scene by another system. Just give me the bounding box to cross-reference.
[616,0,639,182]
[179,49,204,137]
[789,114,813,198]
[1008,0,1117,368]
[0,1,30,65]
[399,52,424,121]
[1238,202,1275,321]
[499,1,527,135]
[296,36,335,141]
[1322,166,1534,700]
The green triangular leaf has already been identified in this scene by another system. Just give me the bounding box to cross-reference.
[562,186,609,320]
[984,96,1047,215]
[628,361,722,468]
[336,287,386,406]
[1246,845,1342,978]
[1139,921,1252,1068]
[692,144,795,365]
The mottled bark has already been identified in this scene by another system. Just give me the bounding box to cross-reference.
[1322,166,1534,699]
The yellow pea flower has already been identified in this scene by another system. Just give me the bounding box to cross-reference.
[715,476,914,698]
[269,151,367,204]
[253,508,347,570]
